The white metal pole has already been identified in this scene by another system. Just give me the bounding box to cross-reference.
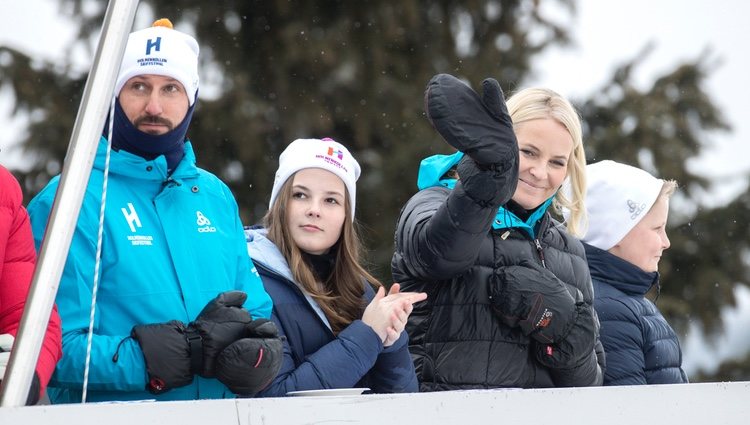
[0,0,140,407]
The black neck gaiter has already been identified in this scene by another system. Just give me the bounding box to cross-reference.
[106,99,195,173]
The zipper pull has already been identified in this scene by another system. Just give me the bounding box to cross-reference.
[534,238,547,268]
[161,177,182,188]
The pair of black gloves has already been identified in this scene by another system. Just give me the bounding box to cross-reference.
[489,261,596,370]
[426,74,596,371]
[130,291,282,397]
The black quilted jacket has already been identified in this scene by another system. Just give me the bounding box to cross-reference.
[392,163,604,391]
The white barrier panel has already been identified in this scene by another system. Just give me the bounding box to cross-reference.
[1,382,748,424]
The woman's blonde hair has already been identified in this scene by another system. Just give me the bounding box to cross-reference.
[263,173,383,334]
[506,87,587,237]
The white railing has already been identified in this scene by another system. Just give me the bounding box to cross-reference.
[0,381,748,424]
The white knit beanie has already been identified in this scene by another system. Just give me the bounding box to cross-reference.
[580,160,663,250]
[114,19,199,105]
[269,138,361,216]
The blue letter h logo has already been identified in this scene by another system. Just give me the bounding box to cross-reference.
[145,37,161,55]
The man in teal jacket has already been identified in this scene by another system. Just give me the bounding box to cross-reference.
[28,19,280,403]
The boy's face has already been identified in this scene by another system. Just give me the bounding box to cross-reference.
[609,195,671,273]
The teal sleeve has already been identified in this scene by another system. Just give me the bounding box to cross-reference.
[243,255,273,320]
[28,183,149,391]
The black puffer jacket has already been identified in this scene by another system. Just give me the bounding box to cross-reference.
[392,153,604,391]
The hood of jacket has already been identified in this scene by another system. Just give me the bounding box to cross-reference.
[584,242,660,296]
[416,151,553,238]
[245,226,333,330]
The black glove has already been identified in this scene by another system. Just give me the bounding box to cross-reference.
[190,290,252,378]
[215,319,283,397]
[455,154,513,207]
[131,320,201,394]
[533,301,597,370]
[425,73,518,166]
[489,261,578,344]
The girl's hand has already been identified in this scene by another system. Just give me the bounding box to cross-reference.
[362,284,426,347]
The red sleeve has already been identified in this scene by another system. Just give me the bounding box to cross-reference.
[0,167,62,398]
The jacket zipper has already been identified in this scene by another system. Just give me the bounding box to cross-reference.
[534,238,547,269]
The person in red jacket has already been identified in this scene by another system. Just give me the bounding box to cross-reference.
[0,164,62,404]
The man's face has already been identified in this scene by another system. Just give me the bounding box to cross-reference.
[118,74,189,135]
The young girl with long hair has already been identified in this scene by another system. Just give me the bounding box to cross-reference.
[247,138,426,396]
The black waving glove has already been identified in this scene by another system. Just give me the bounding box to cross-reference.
[215,319,283,397]
[488,261,578,344]
[190,290,252,378]
[455,154,516,207]
[425,73,518,167]
[131,320,202,394]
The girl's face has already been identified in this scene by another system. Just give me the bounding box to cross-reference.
[512,118,574,210]
[285,168,347,255]
[609,196,671,273]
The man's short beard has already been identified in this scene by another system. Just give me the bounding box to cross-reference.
[134,115,173,134]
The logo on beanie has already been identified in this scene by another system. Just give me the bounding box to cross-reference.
[146,37,162,55]
[314,146,348,173]
[627,199,646,220]
[327,146,344,160]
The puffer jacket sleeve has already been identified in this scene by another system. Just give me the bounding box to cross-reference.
[392,159,516,281]
[257,313,384,396]
[0,167,62,400]
[256,281,416,396]
[596,296,648,385]
[364,329,418,393]
[28,182,148,392]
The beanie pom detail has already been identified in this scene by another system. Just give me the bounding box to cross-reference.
[152,18,174,29]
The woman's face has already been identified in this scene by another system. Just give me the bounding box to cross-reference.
[285,168,347,255]
[609,196,671,273]
[512,118,574,210]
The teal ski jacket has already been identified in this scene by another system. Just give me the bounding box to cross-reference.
[28,137,272,403]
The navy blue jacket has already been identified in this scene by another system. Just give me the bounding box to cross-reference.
[246,228,419,396]
[585,243,688,385]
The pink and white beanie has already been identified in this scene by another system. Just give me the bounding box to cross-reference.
[269,138,361,216]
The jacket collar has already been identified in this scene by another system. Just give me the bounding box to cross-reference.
[245,227,295,283]
[417,152,553,238]
[245,226,334,331]
[94,136,200,181]
[584,242,660,296]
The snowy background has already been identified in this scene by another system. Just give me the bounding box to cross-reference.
[2,0,749,378]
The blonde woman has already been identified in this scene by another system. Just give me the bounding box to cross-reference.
[392,74,604,390]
